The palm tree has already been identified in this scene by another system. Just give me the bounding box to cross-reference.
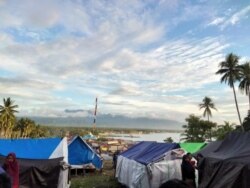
[216,121,235,140]
[16,118,35,138]
[0,97,18,138]
[199,96,217,121]
[216,53,243,130]
[239,62,250,111]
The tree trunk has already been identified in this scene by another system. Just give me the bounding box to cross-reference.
[232,84,244,131]
[248,92,250,111]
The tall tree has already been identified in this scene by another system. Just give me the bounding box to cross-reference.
[239,62,250,111]
[216,53,243,130]
[242,112,250,131]
[181,114,216,142]
[0,97,18,138]
[199,96,217,121]
[15,118,35,138]
[215,121,235,140]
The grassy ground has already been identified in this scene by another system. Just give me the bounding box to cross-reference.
[70,159,121,188]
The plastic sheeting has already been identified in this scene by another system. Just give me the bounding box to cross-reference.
[68,136,103,169]
[120,141,180,165]
[150,159,183,188]
[193,141,222,156]
[180,142,207,154]
[116,142,184,188]
[51,137,68,162]
[199,132,250,188]
[0,156,70,188]
[0,138,67,160]
[116,156,150,188]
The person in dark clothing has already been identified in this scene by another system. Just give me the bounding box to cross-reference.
[3,153,19,188]
[186,153,195,167]
[181,154,196,188]
[0,166,11,188]
[112,151,119,170]
[186,153,192,160]
[195,153,204,185]
[159,179,189,188]
[112,150,120,177]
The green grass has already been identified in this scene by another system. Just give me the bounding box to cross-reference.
[70,160,121,188]
[71,175,120,188]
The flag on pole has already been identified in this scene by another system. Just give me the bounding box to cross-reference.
[93,97,98,128]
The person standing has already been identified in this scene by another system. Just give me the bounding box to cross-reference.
[181,154,196,188]
[3,153,19,188]
[195,153,204,185]
[112,150,120,177]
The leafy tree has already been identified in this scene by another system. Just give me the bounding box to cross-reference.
[164,137,173,143]
[97,137,109,142]
[0,97,18,138]
[239,62,250,110]
[216,53,243,130]
[199,96,217,121]
[29,124,49,138]
[181,114,216,142]
[242,111,250,131]
[14,118,49,138]
[16,118,37,138]
[215,121,235,140]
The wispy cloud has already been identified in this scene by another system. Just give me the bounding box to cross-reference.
[208,17,225,26]
[222,5,250,29]
[0,0,249,125]
[208,5,250,30]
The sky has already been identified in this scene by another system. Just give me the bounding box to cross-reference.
[0,0,250,126]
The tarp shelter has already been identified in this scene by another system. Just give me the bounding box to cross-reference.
[116,141,182,188]
[180,142,207,154]
[68,136,103,169]
[82,133,97,140]
[199,132,250,188]
[193,141,222,156]
[0,137,68,160]
[0,138,69,188]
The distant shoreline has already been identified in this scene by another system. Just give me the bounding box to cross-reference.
[44,124,184,134]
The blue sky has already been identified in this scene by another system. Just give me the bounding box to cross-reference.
[0,0,250,125]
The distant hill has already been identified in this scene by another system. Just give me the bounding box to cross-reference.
[24,114,183,130]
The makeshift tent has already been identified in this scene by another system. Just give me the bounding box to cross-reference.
[82,133,97,140]
[68,136,103,169]
[0,138,69,188]
[193,140,222,156]
[199,132,250,188]
[116,141,182,188]
[0,137,68,161]
[180,142,207,154]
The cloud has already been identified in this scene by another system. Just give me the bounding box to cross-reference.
[208,17,225,26]
[110,85,143,96]
[227,6,250,25]
[64,109,85,113]
[0,30,230,122]
[0,0,249,125]
[207,6,250,30]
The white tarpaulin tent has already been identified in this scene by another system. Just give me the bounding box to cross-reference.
[116,141,184,188]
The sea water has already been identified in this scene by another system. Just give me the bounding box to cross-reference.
[107,132,182,143]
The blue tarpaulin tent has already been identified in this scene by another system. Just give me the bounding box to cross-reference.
[116,141,182,188]
[68,136,102,169]
[0,138,69,188]
[82,133,97,140]
[120,141,180,165]
[0,138,67,160]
